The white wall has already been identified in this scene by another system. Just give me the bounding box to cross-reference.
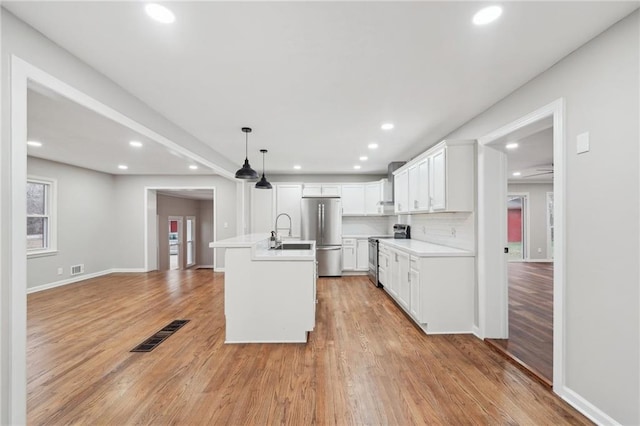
[508,183,553,260]
[26,157,116,289]
[113,175,236,269]
[441,12,639,425]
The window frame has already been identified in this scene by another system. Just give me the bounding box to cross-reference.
[26,175,58,258]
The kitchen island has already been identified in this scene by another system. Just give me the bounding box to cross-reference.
[209,234,316,343]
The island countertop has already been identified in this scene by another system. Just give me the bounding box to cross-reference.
[210,235,316,261]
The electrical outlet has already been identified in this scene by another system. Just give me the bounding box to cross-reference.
[451,227,457,237]
[224,222,229,229]
[422,226,426,234]
[57,267,63,275]
[537,248,542,253]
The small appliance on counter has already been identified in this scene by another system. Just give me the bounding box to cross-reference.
[368,224,411,287]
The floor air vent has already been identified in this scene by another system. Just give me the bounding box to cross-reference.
[130,319,190,353]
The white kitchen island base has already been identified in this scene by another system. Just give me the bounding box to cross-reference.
[210,234,316,344]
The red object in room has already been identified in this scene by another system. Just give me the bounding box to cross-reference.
[508,209,522,242]
[170,221,178,233]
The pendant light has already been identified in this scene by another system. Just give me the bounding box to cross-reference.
[255,149,272,189]
[235,127,258,180]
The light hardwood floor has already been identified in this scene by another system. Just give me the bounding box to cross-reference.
[27,270,588,425]
[487,262,554,386]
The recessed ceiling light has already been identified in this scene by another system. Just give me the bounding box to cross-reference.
[381,123,394,131]
[293,165,301,170]
[368,143,378,149]
[354,165,361,170]
[129,140,143,148]
[27,140,42,147]
[118,164,129,170]
[512,171,521,177]
[506,142,518,149]
[473,5,503,26]
[359,156,368,161]
[145,3,175,24]
[189,165,198,170]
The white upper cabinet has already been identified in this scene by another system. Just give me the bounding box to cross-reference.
[275,184,303,237]
[364,182,382,215]
[341,184,365,215]
[302,183,341,197]
[394,140,474,214]
[429,147,446,211]
[394,170,409,214]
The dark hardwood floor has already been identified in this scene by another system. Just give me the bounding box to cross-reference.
[487,262,554,385]
[26,270,586,425]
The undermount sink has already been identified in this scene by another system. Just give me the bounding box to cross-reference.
[275,243,312,250]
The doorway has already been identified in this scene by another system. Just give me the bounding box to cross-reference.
[507,193,528,261]
[168,217,183,270]
[477,98,564,392]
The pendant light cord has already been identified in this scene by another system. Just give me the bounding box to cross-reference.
[245,132,249,160]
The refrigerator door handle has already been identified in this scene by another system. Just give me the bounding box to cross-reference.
[317,203,322,245]
[316,246,341,251]
[321,203,325,243]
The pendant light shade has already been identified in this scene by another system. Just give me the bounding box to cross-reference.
[255,149,272,189]
[235,127,259,180]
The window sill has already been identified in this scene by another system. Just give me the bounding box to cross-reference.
[27,249,58,259]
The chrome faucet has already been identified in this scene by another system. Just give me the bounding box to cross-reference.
[275,213,292,239]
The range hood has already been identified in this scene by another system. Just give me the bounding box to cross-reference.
[377,161,406,213]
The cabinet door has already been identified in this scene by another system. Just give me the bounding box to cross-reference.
[409,257,420,319]
[356,239,369,270]
[341,184,365,215]
[397,251,410,308]
[275,184,302,237]
[378,253,388,286]
[430,147,446,211]
[321,184,341,197]
[388,249,399,297]
[251,186,274,233]
[302,184,322,197]
[394,170,409,213]
[364,182,381,215]
[417,158,430,210]
[408,164,420,212]
[342,239,356,270]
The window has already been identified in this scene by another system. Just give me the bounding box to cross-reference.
[27,177,56,255]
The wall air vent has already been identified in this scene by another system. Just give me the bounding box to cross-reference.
[70,264,84,275]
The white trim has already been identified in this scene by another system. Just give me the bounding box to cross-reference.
[196,264,214,269]
[472,325,482,339]
[214,267,226,273]
[524,258,554,263]
[561,386,621,426]
[477,98,566,396]
[26,268,155,294]
[546,191,554,260]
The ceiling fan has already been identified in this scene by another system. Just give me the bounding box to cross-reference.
[520,164,553,178]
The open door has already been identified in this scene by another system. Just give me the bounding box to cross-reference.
[168,216,183,270]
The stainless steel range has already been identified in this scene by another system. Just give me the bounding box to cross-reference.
[368,224,410,287]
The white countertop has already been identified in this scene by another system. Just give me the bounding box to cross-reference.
[209,233,270,248]
[342,234,393,239]
[210,234,315,261]
[379,239,474,257]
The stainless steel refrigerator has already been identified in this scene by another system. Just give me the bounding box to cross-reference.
[301,197,342,276]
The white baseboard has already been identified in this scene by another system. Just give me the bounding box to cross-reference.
[111,268,147,273]
[197,264,214,269]
[27,269,113,294]
[561,386,620,425]
[214,267,225,272]
[526,258,554,263]
[472,325,482,339]
[341,270,368,276]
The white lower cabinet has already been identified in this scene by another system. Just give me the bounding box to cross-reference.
[342,239,356,270]
[343,238,369,272]
[380,242,474,334]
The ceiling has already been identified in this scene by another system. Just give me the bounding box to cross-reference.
[6,1,638,176]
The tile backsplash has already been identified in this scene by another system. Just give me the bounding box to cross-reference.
[395,212,475,251]
[342,216,390,236]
